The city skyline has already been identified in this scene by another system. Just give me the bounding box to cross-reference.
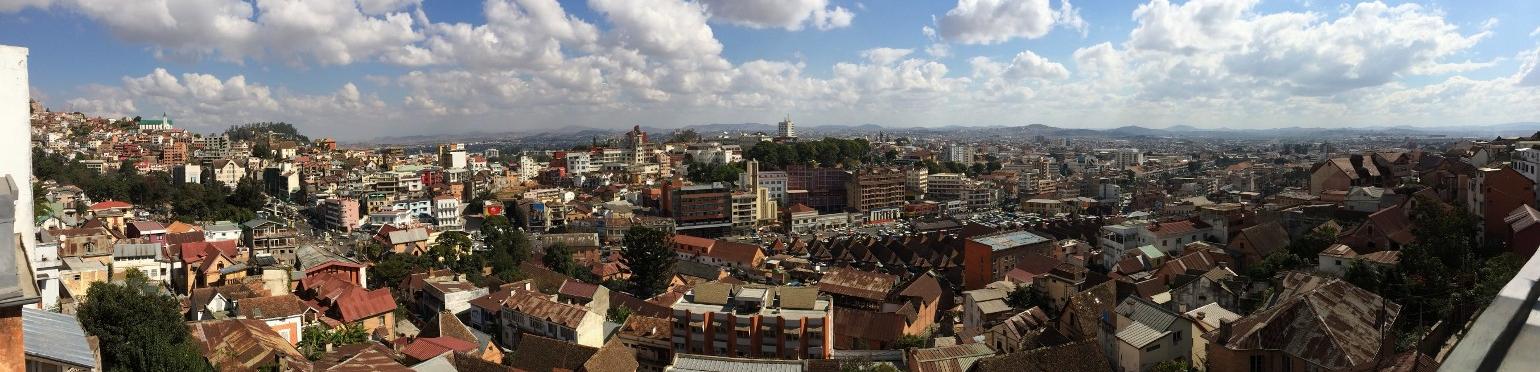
[3,0,1540,140]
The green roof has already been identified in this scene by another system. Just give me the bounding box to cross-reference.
[1137,245,1165,259]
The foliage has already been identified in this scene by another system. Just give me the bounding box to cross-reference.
[77,269,212,371]
[1152,360,1195,372]
[225,122,309,143]
[33,182,52,218]
[621,226,677,298]
[1474,253,1525,304]
[1286,225,1338,258]
[923,159,974,176]
[1244,251,1309,280]
[684,160,743,184]
[32,149,259,222]
[744,138,872,170]
[1005,285,1050,310]
[296,324,368,360]
[669,129,701,143]
[606,306,632,323]
[482,216,531,281]
[893,333,928,349]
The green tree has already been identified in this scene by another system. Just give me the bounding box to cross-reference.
[606,306,633,323]
[1286,225,1338,258]
[543,243,579,277]
[78,269,212,371]
[621,226,677,297]
[482,216,530,281]
[1152,360,1195,372]
[32,182,52,219]
[1005,285,1048,310]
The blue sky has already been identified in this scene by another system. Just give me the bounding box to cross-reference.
[2,0,1538,140]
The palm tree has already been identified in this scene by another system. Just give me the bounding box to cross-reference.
[32,183,52,219]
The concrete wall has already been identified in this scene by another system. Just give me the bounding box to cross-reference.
[1,45,34,277]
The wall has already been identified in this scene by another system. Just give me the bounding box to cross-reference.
[0,46,31,260]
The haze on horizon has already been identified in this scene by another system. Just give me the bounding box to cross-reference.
[3,0,1539,140]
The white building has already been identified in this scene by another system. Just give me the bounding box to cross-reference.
[1099,148,1145,169]
[778,115,796,139]
[566,152,594,174]
[2,46,41,312]
[1102,296,1191,372]
[757,170,788,205]
[945,144,974,163]
[433,196,463,230]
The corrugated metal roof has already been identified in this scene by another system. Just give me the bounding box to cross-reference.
[670,354,804,372]
[112,243,164,260]
[1118,296,1179,332]
[1115,321,1168,347]
[22,308,96,368]
[971,231,1051,251]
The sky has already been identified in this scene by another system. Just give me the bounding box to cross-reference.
[2,0,1538,141]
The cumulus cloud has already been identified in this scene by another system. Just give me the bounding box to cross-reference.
[936,0,1086,45]
[16,0,425,66]
[37,0,1540,138]
[698,0,853,31]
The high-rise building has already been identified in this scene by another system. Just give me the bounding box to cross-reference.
[669,283,832,359]
[846,168,906,221]
[777,115,796,140]
[945,144,973,163]
[665,181,734,238]
[439,143,467,169]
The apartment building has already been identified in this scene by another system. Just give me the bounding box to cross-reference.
[962,230,1056,290]
[669,283,833,359]
[845,167,905,222]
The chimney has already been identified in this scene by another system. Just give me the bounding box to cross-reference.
[1218,319,1233,341]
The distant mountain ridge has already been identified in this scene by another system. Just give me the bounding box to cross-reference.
[364,121,1540,144]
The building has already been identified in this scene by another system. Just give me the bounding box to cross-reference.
[1468,167,1537,243]
[945,144,974,163]
[440,143,468,169]
[758,170,789,205]
[321,198,362,233]
[962,281,1018,335]
[784,165,850,213]
[1505,205,1540,258]
[619,314,675,371]
[296,272,398,340]
[207,159,245,189]
[845,167,905,222]
[928,173,965,201]
[963,230,1055,290]
[22,307,97,371]
[1226,221,1290,269]
[1205,272,1400,372]
[907,343,995,372]
[669,282,833,359]
[1101,296,1191,372]
[242,218,297,260]
[1182,303,1240,372]
[1309,155,1388,196]
[1139,219,1214,256]
[234,294,315,345]
[666,182,734,238]
[433,196,463,230]
[777,115,796,140]
[499,288,607,347]
[1,47,43,372]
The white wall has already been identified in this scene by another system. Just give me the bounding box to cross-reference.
[1,46,33,257]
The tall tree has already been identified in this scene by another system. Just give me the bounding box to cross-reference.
[77,269,212,371]
[543,242,578,277]
[621,226,676,297]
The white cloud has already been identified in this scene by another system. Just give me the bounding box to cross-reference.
[698,0,852,31]
[860,48,913,66]
[38,0,426,66]
[0,0,53,13]
[936,0,1085,45]
[1519,47,1540,86]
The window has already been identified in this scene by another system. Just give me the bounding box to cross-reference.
[1144,344,1160,352]
[1173,331,1182,342]
[1250,355,1265,372]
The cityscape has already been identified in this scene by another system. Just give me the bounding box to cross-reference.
[2,1,1540,372]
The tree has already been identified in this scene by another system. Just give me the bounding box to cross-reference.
[77,269,212,371]
[1286,225,1338,258]
[606,306,633,323]
[429,231,473,270]
[1005,285,1048,310]
[543,243,579,277]
[33,182,52,218]
[621,226,677,297]
[482,215,532,269]
[1245,251,1308,280]
[893,334,928,349]
[1152,360,1195,372]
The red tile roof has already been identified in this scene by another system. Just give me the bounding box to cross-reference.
[706,240,763,266]
[301,272,398,323]
[400,336,477,361]
[817,267,898,301]
[1146,219,1209,238]
[89,200,133,211]
[503,290,592,328]
[178,240,239,264]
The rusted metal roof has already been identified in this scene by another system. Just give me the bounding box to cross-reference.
[817,267,898,301]
[1215,272,1400,370]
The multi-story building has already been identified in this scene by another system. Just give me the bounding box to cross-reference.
[242,218,297,259]
[730,191,757,231]
[320,198,361,233]
[1469,167,1537,243]
[619,315,675,372]
[904,167,928,200]
[757,170,789,205]
[433,196,462,231]
[669,283,832,359]
[666,182,734,238]
[927,173,965,201]
[784,166,849,213]
[207,159,245,189]
[845,167,905,222]
[1097,148,1144,169]
[777,116,796,140]
[944,144,973,163]
[439,143,467,169]
[173,163,201,185]
[962,230,1055,290]
[499,289,606,347]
